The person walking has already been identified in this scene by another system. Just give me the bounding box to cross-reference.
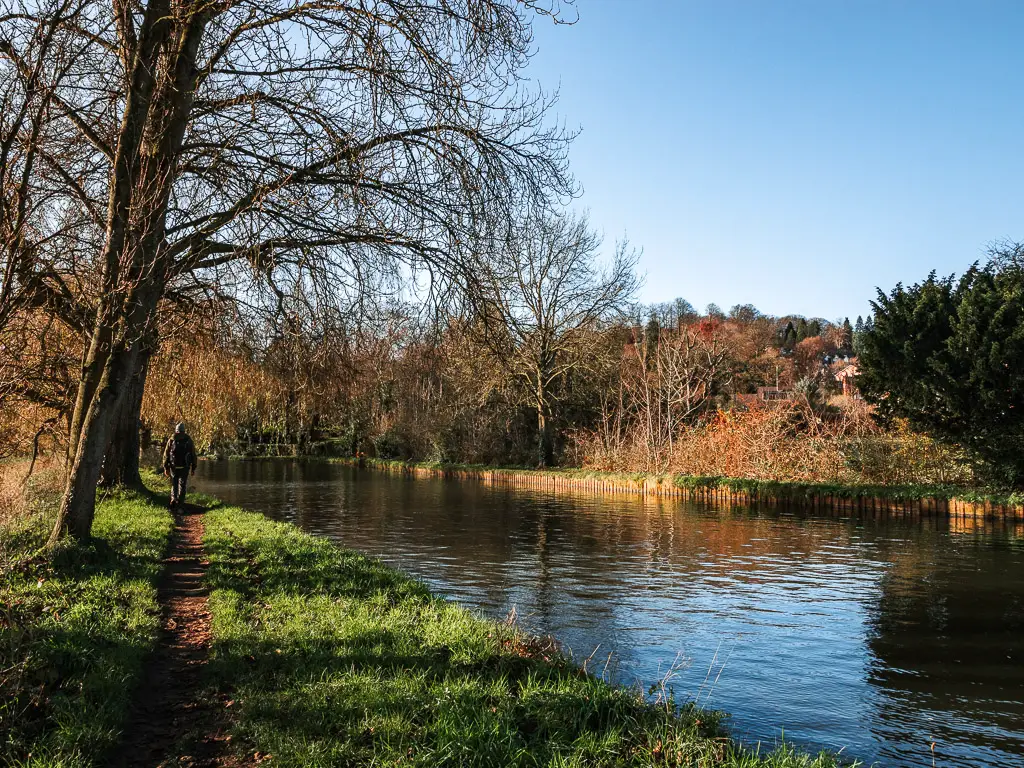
[163,423,198,508]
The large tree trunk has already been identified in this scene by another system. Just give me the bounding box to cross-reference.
[536,404,554,468]
[61,0,176,464]
[49,0,214,544]
[65,307,116,472]
[99,348,151,489]
[48,337,143,545]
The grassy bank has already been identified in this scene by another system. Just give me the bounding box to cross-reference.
[0,487,173,767]
[340,457,1024,510]
[4,478,853,766]
[204,504,850,766]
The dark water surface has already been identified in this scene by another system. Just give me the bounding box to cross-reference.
[194,460,1024,767]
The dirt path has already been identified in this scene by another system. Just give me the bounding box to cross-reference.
[109,502,237,767]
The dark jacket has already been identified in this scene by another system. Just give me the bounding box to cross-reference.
[163,433,197,473]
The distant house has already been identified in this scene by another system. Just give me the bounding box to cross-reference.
[834,362,860,398]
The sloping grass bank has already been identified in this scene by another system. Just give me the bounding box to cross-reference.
[204,505,851,767]
[0,488,173,767]
[345,458,1024,517]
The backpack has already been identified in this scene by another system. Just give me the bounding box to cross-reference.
[168,435,192,470]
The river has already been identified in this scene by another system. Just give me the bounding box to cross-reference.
[194,459,1024,767]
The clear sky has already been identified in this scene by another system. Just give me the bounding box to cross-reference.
[526,0,1024,321]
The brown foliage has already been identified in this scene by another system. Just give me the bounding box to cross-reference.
[143,335,284,452]
[667,403,857,482]
[0,458,62,555]
[577,397,973,486]
[793,336,835,380]
[0,464,25,524]
[0,308,80,461]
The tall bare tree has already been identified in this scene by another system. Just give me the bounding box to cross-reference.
[478,211,638,466]
[1,0,576,542]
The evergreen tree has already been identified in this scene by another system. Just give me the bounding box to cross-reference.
[796,317,808,342]
[645,314,661,351]
[840,317,853,353]
[858,261,1024,485]
[781,321,796,350]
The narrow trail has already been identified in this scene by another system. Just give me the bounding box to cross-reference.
[109,502,238,768]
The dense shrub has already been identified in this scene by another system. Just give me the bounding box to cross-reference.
[576,401,974,487]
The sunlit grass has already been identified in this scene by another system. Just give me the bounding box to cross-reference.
[0,484,173,767]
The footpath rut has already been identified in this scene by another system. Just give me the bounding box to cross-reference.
[109,502,238,767]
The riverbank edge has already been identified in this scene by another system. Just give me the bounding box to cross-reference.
[4,484,848,767]
[203,502,849,767]
[323,457,1024,521]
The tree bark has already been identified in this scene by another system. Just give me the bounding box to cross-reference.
[66,306,115,472]
[48,336,143,545]
[63,0,173,471]
[536,404,554,468]
[99,347,151,488]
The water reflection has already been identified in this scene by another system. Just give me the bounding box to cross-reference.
[195,460,1024,768]
[865,530,1024,766]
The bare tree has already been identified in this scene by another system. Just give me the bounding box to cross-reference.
[478,210,639,466]
[0,0,98,476]
[1,0,576,542]
[613,321,730,469]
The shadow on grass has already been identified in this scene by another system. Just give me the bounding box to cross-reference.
[2,625,154,766]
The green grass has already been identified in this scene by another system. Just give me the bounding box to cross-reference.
[204,505,854,767]
[0,485,173,767]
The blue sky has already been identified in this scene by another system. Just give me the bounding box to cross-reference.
[526,1,1024,321]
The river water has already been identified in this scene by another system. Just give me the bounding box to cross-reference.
[194,460,1024,767]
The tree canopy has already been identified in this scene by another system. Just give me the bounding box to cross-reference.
[858,249,1024,485]
[0,0,576,542]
